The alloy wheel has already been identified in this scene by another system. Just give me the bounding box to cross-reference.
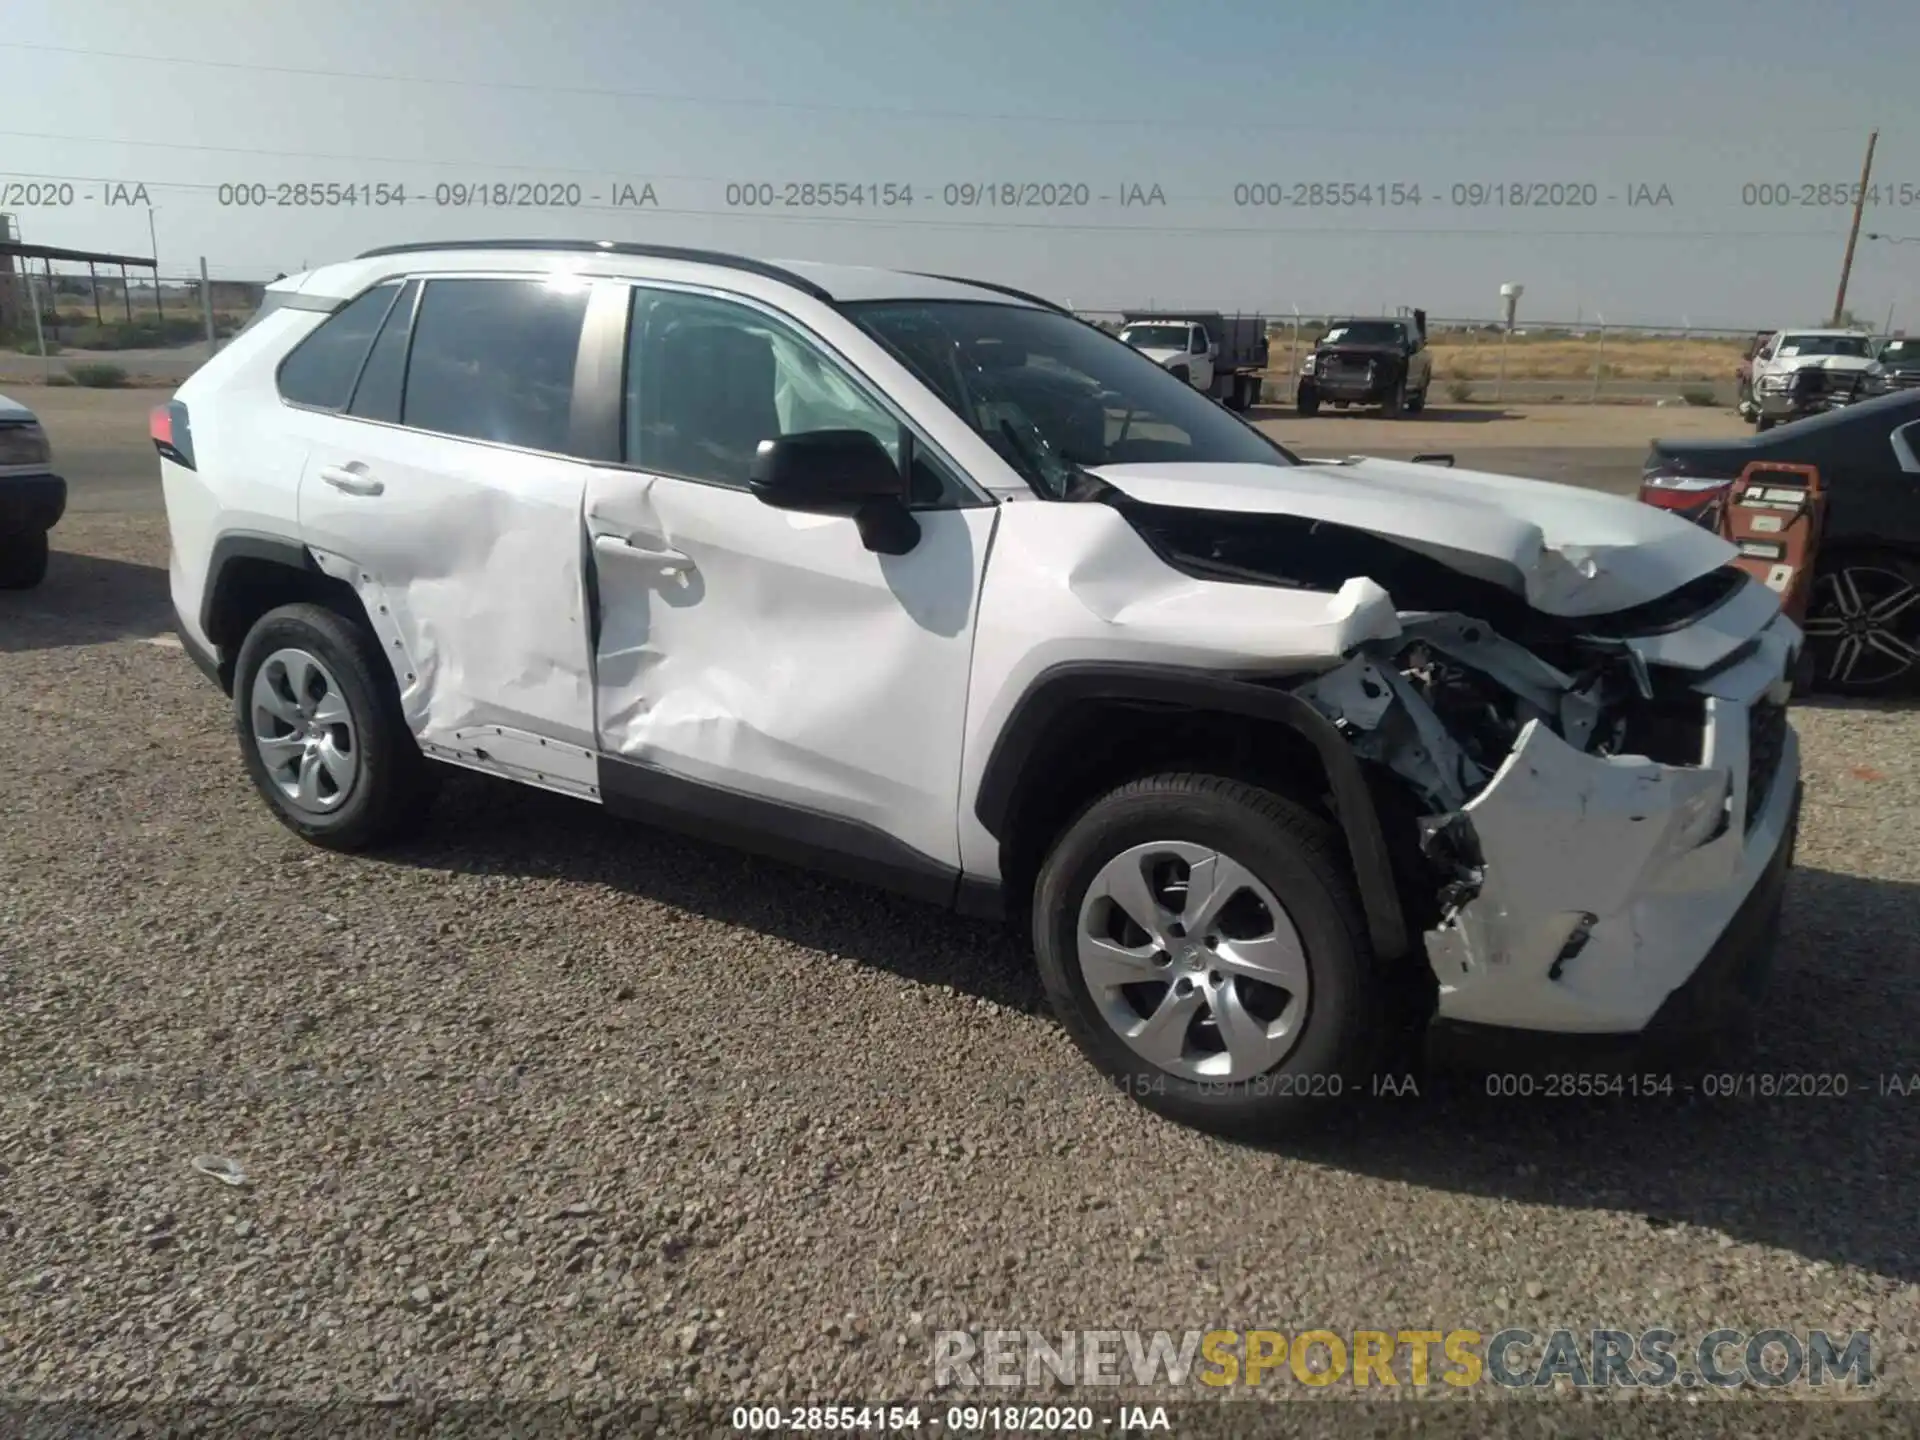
[250,647,360,812]
[1803,565,1920,691]
[1077,840,1310,1082]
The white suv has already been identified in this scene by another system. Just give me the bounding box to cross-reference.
[156,241,1804,1136]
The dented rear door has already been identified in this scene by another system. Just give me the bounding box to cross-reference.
[295,275,599,771]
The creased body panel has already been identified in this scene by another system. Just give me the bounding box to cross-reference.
[956,499,1407,882]
[584,470,994,869]
[1427,614,1802,1033]
[297,422,597,751]
[1092,458,1738,617]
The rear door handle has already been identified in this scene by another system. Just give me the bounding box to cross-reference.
[593,532,694,578]
[318,464,384,497]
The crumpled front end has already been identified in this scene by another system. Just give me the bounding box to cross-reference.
[1293,586,1803,1037]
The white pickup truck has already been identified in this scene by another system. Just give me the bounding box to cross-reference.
[1117,311,1268,412]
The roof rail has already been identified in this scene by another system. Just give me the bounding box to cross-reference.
[352,239,837,304]
[909,272,1070,314]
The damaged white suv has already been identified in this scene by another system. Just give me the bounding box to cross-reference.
[157,242,1803,1136]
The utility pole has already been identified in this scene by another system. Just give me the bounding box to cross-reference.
[1831,130,1879,327]
[199,256,216,352]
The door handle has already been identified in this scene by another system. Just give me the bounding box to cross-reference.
[593,532,694,578]
[318,465,384,497]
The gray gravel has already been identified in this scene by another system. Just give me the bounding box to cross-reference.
[3,514,1918,1431]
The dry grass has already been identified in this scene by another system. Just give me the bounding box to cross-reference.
[1263,328,1747,382]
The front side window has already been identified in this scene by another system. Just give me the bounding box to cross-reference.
[625,287,954,498]
[401,278,589,453]
[846,301,1294,499]
[276,281,400,410]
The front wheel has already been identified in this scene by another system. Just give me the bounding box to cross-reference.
[1295,383,1320,417]
[1801,552,1920,696]
[0,529,50,589]
[1032,774,1383,1138]
[231,602,438,850]
[1382,378,1407,418]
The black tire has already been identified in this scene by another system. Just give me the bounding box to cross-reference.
[1406,387,1427,415]
[1295,383,1320,417]
[231,601,437,850]
[1755,416,1775,433]
[0,528,50,590]
[1802,550,1920,697]
[1382,377,1407,418]
[1032,773,1384,1139]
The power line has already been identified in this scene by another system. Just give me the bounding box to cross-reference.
[0,38,1882,139]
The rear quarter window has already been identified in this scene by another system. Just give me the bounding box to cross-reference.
[276,282,402,410]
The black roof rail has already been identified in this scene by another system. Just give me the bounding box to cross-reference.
[909,272,1070,314]
[352,239,837,304]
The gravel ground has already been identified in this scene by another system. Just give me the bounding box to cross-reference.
[3,515,1918,1435]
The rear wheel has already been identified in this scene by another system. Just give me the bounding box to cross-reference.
[0,529,50,589]
[231,602,438,850]
[1032,774,1383,1138]
[1802,552,1920,695]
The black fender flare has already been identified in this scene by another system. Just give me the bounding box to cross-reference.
[973,662,1411,961]
[198,530,322,644]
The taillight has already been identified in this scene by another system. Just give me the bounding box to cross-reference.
[1638,470,1730,526]
[150,400,195,470]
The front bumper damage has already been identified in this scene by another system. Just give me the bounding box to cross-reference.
[1295,598,1803,1057]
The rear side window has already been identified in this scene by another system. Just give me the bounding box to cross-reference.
[276,282,401,409]
[401,278,589,453]
[348,281,420,424]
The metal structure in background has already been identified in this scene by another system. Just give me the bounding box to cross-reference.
[0,233,159,338]
[0,248,263,382]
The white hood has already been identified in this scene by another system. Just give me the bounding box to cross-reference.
[0,392,38,423]
[1129,347,1187,368]
[1089,457,1739,618]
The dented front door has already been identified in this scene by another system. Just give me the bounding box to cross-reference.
[581,283,995,873]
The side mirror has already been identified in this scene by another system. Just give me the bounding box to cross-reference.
[749,429,920,555]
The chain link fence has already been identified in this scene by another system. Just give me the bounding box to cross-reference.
[1077,309,1767,408]
[2,266,1774,405]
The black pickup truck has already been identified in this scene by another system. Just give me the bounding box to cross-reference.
[1295,311,1433,418]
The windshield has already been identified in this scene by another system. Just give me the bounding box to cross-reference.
[1119,324,1194,350]
[844,301,1294,498]
[1321,321,1406,347]
[1777,334,1870,358]
[1879,338,1920,363]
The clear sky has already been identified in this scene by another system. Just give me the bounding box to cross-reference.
[4,0,1917,329]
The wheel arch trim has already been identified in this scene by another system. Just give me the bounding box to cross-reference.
[973,661,1411,960]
